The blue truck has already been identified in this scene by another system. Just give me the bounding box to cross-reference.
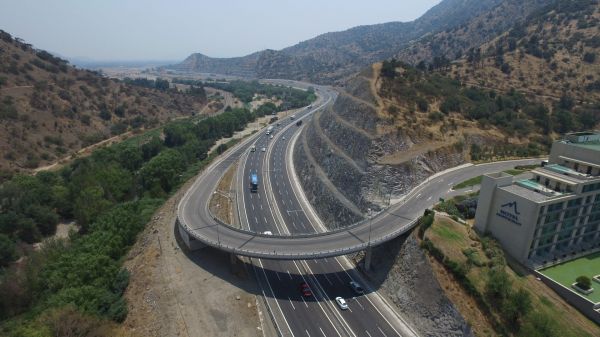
[250,173,258,192]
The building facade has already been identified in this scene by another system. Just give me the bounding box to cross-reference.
[474,132,600,267]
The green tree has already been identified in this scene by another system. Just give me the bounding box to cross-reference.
[501,288,532,327]
[486,267,512,301]
[0,234,17,266]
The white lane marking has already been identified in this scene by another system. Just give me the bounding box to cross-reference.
[254,216,258,224]
[256,259,295,337]
[257,194,261,199]
[305,330,310,337]
[416,193,421,198]
[319,327,326,337]
[290,261,345,337]
[287,270,293,280]
[264,216,268,224]
[282,199,286,205]
[331,258,406,337]
[260,204,263,210]
[366,331,372,337]
[252,204,255,210]
[427,196,432,201]
[377,326,387,337]
[322,273,333,286]
[276,271,281,281]
[354,298,364,310]
[301,295,308,308]
[288,297,295,310]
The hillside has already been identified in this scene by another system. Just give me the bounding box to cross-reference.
[169,0,552,84]
[450,0,600,106]
[395,0,550,64]
[0,30,206,177]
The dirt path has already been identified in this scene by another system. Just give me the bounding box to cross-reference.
[117,176,264,337]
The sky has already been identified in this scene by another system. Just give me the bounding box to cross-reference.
[0,0,441,62]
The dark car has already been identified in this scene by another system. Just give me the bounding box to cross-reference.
[300,282,312,297]
[296,120,303,126]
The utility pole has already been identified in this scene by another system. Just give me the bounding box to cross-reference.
[365,208,373,271]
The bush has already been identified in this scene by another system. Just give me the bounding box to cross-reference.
[583,52,596,63]
[575,275,591,290]
[0,234,17,266]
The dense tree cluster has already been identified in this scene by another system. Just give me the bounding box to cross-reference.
[0,105,267,333]
[203,80,316,110]
[380,63,600,142]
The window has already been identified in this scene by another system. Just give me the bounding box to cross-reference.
[564,208,579,219]
[567,198,582,208]
[548,202,563,212]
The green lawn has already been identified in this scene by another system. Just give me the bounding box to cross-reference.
[452,176,483,190]
[452,168,532,190]
[540,252,600,303]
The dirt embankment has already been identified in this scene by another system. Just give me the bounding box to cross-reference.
[116,175,263,337]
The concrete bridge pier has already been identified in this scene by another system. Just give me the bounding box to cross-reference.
[364,246,373,271]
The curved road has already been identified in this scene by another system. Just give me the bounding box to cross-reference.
[178,128,540,259]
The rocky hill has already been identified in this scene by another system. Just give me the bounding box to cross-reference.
[395,0,550,64]
[450,0,600,105]
[0,31,206,177]
[170,0,552,84]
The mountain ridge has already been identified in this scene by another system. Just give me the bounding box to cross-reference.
[169,0,538,83]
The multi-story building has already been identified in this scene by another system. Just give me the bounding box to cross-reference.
[474,131,600,267]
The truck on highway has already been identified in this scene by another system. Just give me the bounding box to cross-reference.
[250,172,258,192]
[266,126,274,135]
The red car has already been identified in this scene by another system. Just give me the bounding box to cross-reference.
[300,282,312,297]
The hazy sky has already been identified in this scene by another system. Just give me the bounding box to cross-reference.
[0,0,441,61]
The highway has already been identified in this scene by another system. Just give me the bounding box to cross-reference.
[236,86,414,337]
[176,81,542,336]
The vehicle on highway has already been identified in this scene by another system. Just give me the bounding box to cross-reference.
[335,297,348,310]
[269,135,273,139]
[250,145,256,152]
[349,281,364,295]
[263,231,272,235]
[296,120,303,126]
[290,115,296,120]
[300,282,312,297]
[282,136,286,140]
[261,147,266,152]
[266,126,274,135]
[250,173,258,193]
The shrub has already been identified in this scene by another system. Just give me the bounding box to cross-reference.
[0,234,17,267]
[575,275,591,290]
[583,52,596,63]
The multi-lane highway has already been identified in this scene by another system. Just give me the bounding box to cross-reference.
[176,81,542,336]
[235,86,415,337]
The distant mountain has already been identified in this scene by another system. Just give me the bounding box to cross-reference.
[169,0,551,83]
[395,0,551,64]
[0,30,206,176]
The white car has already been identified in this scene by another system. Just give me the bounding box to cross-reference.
[261,147,266,152]
[349,281,364,295]
[282,136,286,140]
[335,297,348,310]
[263,231,273,235]
[270,135,274,139]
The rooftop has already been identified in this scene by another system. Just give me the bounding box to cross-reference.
[539,251,600,304]
[501,182,563,203]
[565,130,600,145]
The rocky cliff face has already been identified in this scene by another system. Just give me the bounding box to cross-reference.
[293,67,470,229]
[351,234,475,337]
